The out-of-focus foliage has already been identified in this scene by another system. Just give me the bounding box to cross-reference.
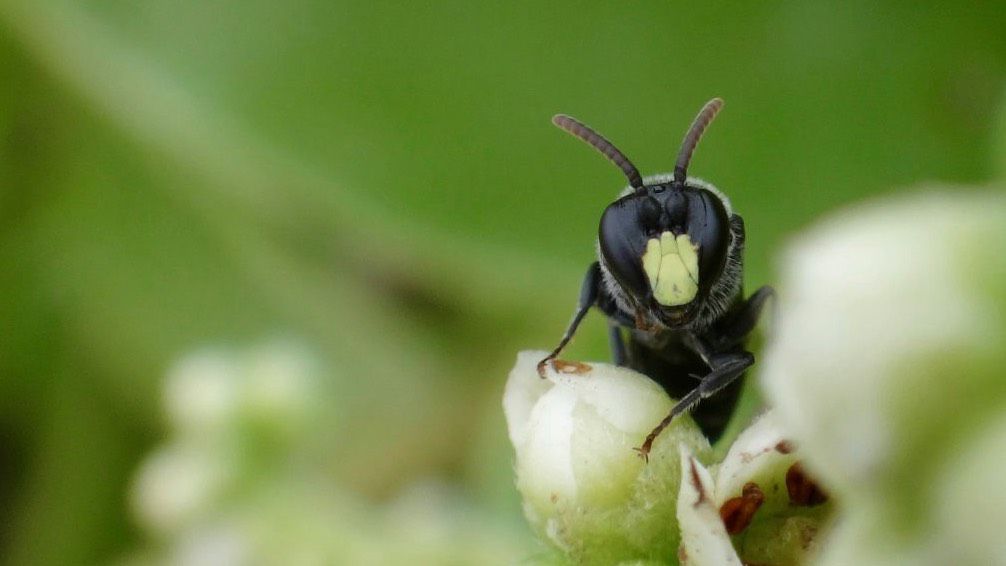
[0,1,1003,564]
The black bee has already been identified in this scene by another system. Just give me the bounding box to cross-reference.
[538,99,774,458]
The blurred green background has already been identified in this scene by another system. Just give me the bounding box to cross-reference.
[0,1,1003,564]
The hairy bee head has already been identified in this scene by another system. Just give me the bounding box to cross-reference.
[553,99,739,328]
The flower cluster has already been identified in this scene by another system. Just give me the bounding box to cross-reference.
[129,341,531,565]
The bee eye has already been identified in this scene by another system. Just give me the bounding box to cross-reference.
[598,198,652,300]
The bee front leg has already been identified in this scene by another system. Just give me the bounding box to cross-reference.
[537,262,601,377]
[713,286,776,350]
[608,322,627,366]
[635,351,754,459]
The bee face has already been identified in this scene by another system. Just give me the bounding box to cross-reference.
[551,98,734,327]
[599,180,732,326]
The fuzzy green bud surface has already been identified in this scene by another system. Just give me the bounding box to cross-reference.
[504,351,711,564]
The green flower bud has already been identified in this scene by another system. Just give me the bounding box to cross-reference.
[503,351,711,564]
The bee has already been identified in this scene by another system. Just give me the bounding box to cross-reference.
[538,98,774,459]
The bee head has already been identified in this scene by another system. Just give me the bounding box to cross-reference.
[553,99,736,327]
[598,178,732,326]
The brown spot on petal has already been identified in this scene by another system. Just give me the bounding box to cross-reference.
[775,440,795,454]
[719,482,765,535]
[688,458,707,507]
[786,462,828,506]
[553,359,592,374]
[549,493,558,504]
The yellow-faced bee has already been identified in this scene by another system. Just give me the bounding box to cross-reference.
[539,99,774,458]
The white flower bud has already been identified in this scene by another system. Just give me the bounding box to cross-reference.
[761,191,1006,505]
[131,443,233,534]
[240,341,317,440]
[164,350,240,436]
[712,412,828,564]
[677,446,741,566]
[713,412,794,510]
[172,521,249,566]
[813,412,1006,565]
[503,351,710,563]
[760,190,1006,564]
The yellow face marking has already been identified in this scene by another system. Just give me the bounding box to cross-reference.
[641,231,700,306]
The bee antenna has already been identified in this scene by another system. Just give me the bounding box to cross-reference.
[674,98,724,185]
[552,114,644,189]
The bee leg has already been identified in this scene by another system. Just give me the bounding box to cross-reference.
[635,351,754,460]
[537,262,601,377]
[608,323,627,366]
[714,286,776,350]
